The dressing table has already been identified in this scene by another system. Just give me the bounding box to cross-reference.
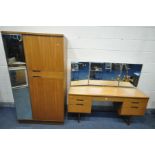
[68,85,149,124]
[69,62,149,124]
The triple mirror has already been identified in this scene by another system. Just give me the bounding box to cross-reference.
[71,62,142,88]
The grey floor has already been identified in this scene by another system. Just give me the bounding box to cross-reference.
[0,107,155,129]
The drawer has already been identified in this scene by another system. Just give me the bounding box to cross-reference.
[68,104,91,113]
[93,96,125,102]
[119,106,146,116]
[119,98,148,116]
[125,98,148,103]
[69,95,91,103]
[68,95,92,113]
[123,98,148,109]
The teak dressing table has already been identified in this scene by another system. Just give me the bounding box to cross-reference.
[68,85,149,124]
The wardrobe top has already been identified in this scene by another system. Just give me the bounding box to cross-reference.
[1,31,64,37]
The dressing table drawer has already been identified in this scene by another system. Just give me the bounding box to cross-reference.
[68,95,92,113]
[119,98,148,115]
[69,95,91,102]
[123,98,148,109]
[119,106,146,116]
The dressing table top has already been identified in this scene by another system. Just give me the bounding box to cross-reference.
[69,85,149,99]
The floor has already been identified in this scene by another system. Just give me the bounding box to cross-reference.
[0,107,155,129]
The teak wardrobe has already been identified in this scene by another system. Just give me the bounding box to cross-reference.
[22,33,66,122]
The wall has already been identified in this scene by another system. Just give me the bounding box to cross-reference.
[0,26,155,108]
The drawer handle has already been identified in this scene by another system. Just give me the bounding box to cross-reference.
[32,70,41,72]
[131,106,139,109]
[131,102,139,104]
[76,103,84,106]
[76,99,84,101]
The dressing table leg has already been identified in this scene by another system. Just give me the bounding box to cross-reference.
[126,116,131,125]
[78,113,80,123]
[122,116,132,125]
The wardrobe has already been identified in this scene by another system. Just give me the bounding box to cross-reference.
[2,31,66,122]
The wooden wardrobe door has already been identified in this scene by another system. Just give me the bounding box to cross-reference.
[23,35,64,72]
[23,35,65,122]
[29,77,64,121]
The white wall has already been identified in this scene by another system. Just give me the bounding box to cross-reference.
[0,26,155,108]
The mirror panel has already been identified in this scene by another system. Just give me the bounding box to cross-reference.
[89,63,121,86]
[71,62,142,87]
[2,33,32,120]
[119,63,142,87]
[71,62,89,86]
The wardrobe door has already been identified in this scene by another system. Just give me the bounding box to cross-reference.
[23,35,64,72]
[29,77,64,121]
[23,34,65,122]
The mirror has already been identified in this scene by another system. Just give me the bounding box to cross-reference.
[119,63,142,87]
[2,34,27,88]
[2,33,32,120]
[71,62,89,86]
[89,63,121,86]
[71,62,142,87]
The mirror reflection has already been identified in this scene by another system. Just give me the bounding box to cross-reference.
[2,34,27,88]
[120,63,142,87]
[90,63,121,86]
[71,62,142,87]
[2,33,32,120]
[71,62,89,86]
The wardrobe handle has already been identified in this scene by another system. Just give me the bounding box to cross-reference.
[32,70,41,72]
[76,103,84,106]
[131,106,139,109]
[32,76,41,78]
[76,99,84,101]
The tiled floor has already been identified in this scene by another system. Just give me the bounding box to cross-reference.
[0,107,155,129]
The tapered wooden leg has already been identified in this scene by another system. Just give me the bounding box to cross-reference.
[125,116,131,125]
[78,113,80,123]
[122,116,132,125]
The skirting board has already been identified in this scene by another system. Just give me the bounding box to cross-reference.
[0,102,15,107]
